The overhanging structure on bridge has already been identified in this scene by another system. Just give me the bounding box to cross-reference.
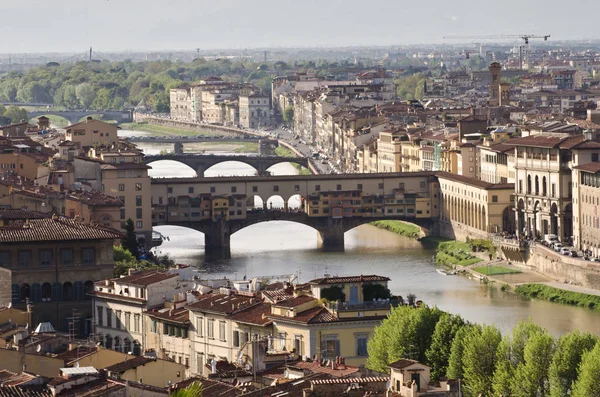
[144,154,310,177]
[129,137,278,155]
[150,172,440,259]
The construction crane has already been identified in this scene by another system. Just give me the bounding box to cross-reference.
[443,34,551,69]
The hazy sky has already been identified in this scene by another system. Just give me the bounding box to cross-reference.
[2,0,598,53]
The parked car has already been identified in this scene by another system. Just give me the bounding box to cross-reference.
[570,250,578,257]
[560,247,571,255]
[553,243,564,252]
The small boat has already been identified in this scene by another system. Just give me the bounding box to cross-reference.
[437,269,457,276]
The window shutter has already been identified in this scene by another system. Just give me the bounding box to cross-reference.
[31,283,41,303]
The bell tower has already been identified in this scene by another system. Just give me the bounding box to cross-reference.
[489,62,502,106]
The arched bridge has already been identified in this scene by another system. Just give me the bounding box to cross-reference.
[151,171,440,258]
[28,109,133,124]
[144,154,310,177]
[128,137,278,155]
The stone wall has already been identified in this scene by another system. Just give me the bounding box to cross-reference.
[133,114,264,138]
[438,220,490,241]
[526,244,600,290]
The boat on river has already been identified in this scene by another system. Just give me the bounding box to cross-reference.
[436,269,457,276]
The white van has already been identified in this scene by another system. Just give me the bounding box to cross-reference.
[544,234,559,246]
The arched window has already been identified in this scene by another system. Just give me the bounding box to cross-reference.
[527,175,532,194]
[20,284,31,303]
[114,337,121,352]
[535,176,539,195]
[84,281,94,300]
[42,283,52,302]
[105,335,112,349]
[63,282,73,301]
[124,338,131,354]
[542,176,547,196]
[133,340,141,356]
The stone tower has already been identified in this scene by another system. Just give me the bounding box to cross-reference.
[489,62,502,106]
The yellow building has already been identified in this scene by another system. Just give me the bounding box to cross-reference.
[105,355,186,388]
[65,118,118,148]
[377,130,406,172]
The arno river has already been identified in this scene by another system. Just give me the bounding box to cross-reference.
[124,130,600,336]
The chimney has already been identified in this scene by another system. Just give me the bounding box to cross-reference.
[86,116,93,122]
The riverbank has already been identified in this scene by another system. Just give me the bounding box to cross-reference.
[274,146,311,175]
[120,122,222,137]
[515,283,600,310]
[370,220,422,238]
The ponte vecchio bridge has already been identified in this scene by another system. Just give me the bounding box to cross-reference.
[150,171,440,259]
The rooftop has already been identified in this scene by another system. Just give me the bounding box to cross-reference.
[66,190,123,207]
[114,270,178,287]
[272,295,316,308]
[188,294,259,315]
[436,171,515,191]
[0,216,124,243]
[104,356,154,373]
[145,307,190,324]
[389,358,422,370]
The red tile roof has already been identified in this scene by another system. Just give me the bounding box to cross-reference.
[115,270,178,287]
[0,216,124,243]
[105,356,154,373]
[145,307,190,324]
[188,294,259,315]
[575,162,600,173]
[272,295,316,308]
[436,171,515,191]
[269,306,338,324]
[228,302,272,326]
[389,358,423,370]
[66,190,123,207]
[292,360,360,378]
[309,275,389,285]
[0,209,49,220]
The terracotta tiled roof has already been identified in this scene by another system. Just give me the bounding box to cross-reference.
[55,347,98,365]
[188,294,259,315]
[269,306,339,324]
[436,171,515,191]
[0,385,52,397]
[145,307,190,324]
[115,270,178,287]
[66,190,123,207]
[292,360,360,378]
[204,361,252,378]
[310,376,389,385]
[0,216,124,243]
[228,302,272,326]
[389,358,422,370]
[272,295,316,308]
[100,163,150,170]
[575,162,600,173]
[105,356,154,373]
[0,209,49,220]
[309,275,390,285]
[51,379,124,397]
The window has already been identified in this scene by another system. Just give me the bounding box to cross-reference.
[492,195,498,203]
[323,338,340,359]
[136,208,143,219]
[168,187,173,194]
[294,336,302,355]
[136,196,142,206]
[420,182,426,189]
[231,186,237,193]
[115,311,122,330]
[219,321,226,341]
[134,315,140,332]
[594,153,600,162]
[97,307,104,327]
[125,312,131,330]
[357,184,363,190]
[273,185,279,192]
[106,309,112,328]
[188,187,194,194]
[197,318,203,337]
[0,251,9,267]
[252,186,258,193]
[379,183,384,189]
[552,183,556,198]
[82,248,95,265]
[118,184,125,191]
[151,320,157,333]
[18,251,31,267]
[136,221,143,228]
[315,185,320,191]
[120,209,126,220]
[135,183,142,191]
[356,334,368,356]
[207,320,214,339]
[294,185,300,192]
[210,187,216,193]
[233,330,240,347]
[61,249,73,266]
[119,196,125,203]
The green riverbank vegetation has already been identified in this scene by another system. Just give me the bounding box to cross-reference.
[472,265,521,276]
[515,283,600,310]
[274,146,311,175]
[435,240,482,266]
[367,304,600,397]
[370,220,421,238]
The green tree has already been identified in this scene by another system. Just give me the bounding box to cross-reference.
[170,381,203,397]
[549,331,597,397]
[512,330,555,397]
[76,82,96,109]
[366,305,442,373]
[492,320,545,396]
[425,313,466,381]
[3,106,28,123]
[92,88,112,110]
[447,325,477,380]
[283,105,294,123]
[121,218,139,258]
[63,85,80,109]
[571,342,600,397]
[462,325,502,397]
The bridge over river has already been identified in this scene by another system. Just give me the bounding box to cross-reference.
[150,171,439,259]
[130,136,278,155]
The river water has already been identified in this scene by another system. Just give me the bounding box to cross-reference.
[122,130,600,337]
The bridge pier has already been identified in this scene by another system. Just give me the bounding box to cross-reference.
[174,142,184,155]
[317,219,346,252]
[204,221,231,260]
[196,166,205,178]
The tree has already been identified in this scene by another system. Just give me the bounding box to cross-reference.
[3,106,28,123]
[571,342,600,397]
[76,82,95,109]
[63,85,80,109]
[549,331,597,397]
[461,325,502,397]
[170,381,203,397]
[511,330,555,397]
[366,305,442,373]
[447,324,477,380]
[426,313,466,381]
[492,320,546,396]
[283,105,294,123]
[121,218,139,258]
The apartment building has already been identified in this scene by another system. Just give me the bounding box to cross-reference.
[573,162,600,255]
[170,87,191,120]
[65,118,118,148]
[239,92,271,129]
[479,142,515,183]
[0,211,123,334]
[91,270,180,356]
